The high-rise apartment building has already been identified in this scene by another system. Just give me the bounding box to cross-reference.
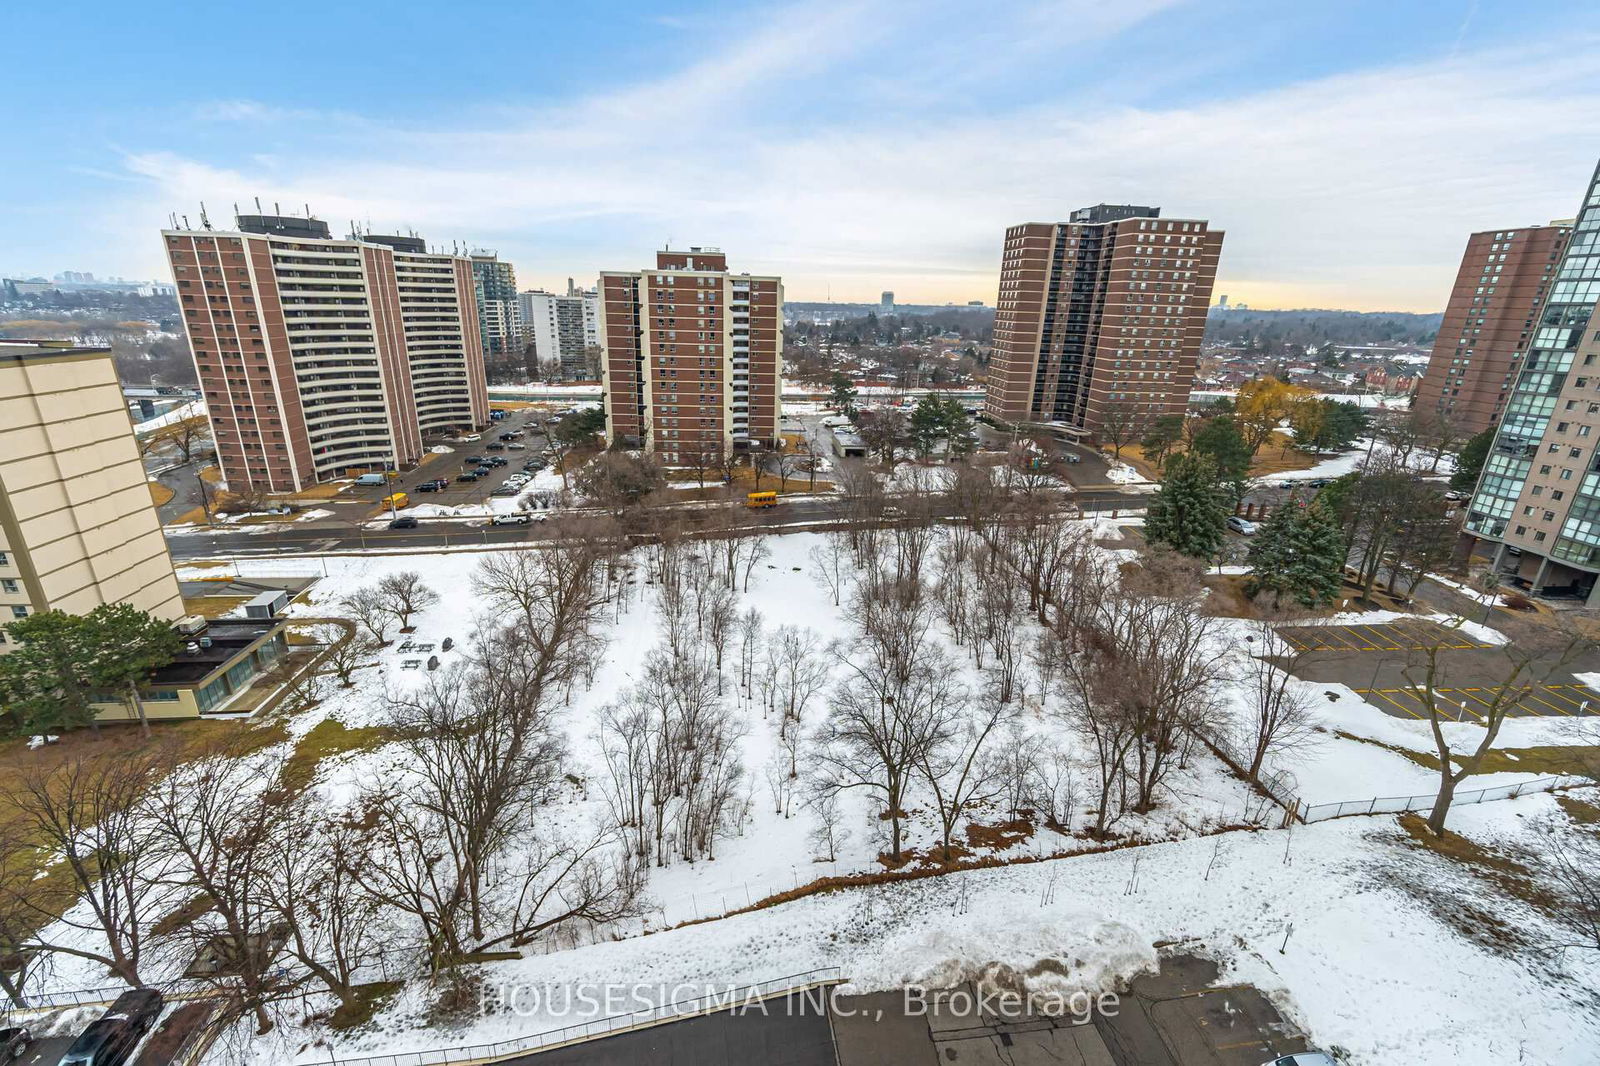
[984,204,1223,438]
[0,341,184,644]
[1465,160,1600,605]
[599,248,782,463]
[881,291,895,313]
[519,283,601,378]
[163,214,490,493]
[471,251,521,357]
[1415,222,1570,436]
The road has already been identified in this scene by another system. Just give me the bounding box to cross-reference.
[162,488,1153,560]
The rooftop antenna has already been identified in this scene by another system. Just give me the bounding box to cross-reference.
[255,196,263,214]
[198,202,211,229]
[181,214,191,230]
[304,203,311,219]
[274,201,281,216]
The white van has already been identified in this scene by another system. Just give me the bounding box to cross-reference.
[354,473,388,486]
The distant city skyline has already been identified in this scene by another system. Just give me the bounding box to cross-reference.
[5,1,1600,312]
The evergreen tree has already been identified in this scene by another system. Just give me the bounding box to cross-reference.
[1286,499,1347,607]
[1244,498,1299,605]
[1140,414,1185,467]
[829,372,860,418]
[1450,427,1494,493]
[1145,453,1230,560]
[1191,414,1252,482]
[941,396,977,458]
[0,611,101,735]
[87,603,182,738]
[909,394,945,459]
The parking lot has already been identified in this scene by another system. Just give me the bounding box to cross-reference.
[1354,682,1600,721]
[1279,619,1496,653]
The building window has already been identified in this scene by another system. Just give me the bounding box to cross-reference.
[0,579,15,594]
[10,606,26,620]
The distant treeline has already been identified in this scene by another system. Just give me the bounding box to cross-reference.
[1205,308,1442,349]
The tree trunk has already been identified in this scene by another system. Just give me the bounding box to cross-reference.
[126,680,150,739]
[1427,771,1457,836]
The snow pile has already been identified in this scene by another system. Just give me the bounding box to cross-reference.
[1104,462,1149,485]
[864,910,1156,1007]
[430,444,455,454]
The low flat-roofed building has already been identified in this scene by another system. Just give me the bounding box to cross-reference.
[88,616,290,724]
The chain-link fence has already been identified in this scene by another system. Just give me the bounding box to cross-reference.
[1297,774,1588,823]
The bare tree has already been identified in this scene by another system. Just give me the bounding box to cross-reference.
[767,626,830,747]
[340,586,392,645]
[804,789,846,863]
[1402,632,1579,836]
[0,745,171,988]
[1239,623,1321,784]
[809,531,853,607]
[814,577,963,861]
[318,625,373,688]
[377,571,439,632]
[739,535,771,593]
[918,694,1014,863]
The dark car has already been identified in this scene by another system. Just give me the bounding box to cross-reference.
[416,478,449,492]
[0,1027,30,1060]
[484,443,505,451]
[498,432,516,441]
[507,442,526,450]
[59,988,163,1066]
[491,486,520,497]
[388,516,419,530]
[486,456,508,467]
[463,455,485,465]
[458,472,480,482]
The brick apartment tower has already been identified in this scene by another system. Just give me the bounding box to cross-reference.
[1465,159,1600,605]
[983,205,1222,439]
[1415,222,1570,436]
[163,215,489,493]
[599,248,782,464]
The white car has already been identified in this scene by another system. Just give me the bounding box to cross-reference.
[1261,1054,1337,1066]
[1227,516,1259,536]
[491,513,532,526]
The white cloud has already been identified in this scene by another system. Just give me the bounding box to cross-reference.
[116,9,1600,310]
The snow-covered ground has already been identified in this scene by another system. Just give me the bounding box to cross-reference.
[1268,440,1457,485]
[25,520,1598,1064]
[132,398,203,431]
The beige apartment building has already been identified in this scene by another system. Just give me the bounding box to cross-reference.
[599,248,783,463]
[1465,160,1600,605]
[1415,221,1570,436]
[984,204,1223,439]
[0,341,184,648]
[162,214,490,494]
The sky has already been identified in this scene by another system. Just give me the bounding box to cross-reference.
[5,0,1600,310]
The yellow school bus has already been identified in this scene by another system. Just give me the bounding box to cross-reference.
[746,491,778,508]
[382,492,410,511]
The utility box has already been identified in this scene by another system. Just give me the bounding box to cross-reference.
[244,590,289,619]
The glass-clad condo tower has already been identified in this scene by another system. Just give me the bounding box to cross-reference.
[1465,159,1600,604]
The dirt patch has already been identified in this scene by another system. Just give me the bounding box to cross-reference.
[965,816,1033,852]
[1557,794,1600,826]
[324,980,404,1032]
[181,594,252,620]
[147,481,176,508]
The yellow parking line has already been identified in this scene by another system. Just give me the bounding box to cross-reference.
[1374,689,1426,719]
[1524,687,1578,717]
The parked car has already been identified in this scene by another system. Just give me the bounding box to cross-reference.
[1260,1054,1337,1066]
[492,513,532,526]
[463,455,485,465]
[486,456,508,467]
[416,478,449,492]
[474,465,493,476]
[1227,516,1259,536]
[526,458,548,471]
[507,442,527,450]
[1443,489,1467,501]
[458,472,480,483]
[498,432,516,441]
[484,443,505,452]
[59,988,164,1066]
[491,486,520,497]
[0,1027,30,1060]
[388,516,419,530]
[1063,453,1082,464]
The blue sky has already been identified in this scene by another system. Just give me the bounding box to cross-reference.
[6,0,1599,308]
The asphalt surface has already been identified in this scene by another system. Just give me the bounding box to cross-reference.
[498,991,837,1066]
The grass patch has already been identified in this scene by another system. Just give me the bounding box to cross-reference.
[150,893,214,939]
[1334,729,1600,778]
[181,594,252,619]
[1557,794,1600,826]
[279,719,397,794]
[147,482,175,508]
